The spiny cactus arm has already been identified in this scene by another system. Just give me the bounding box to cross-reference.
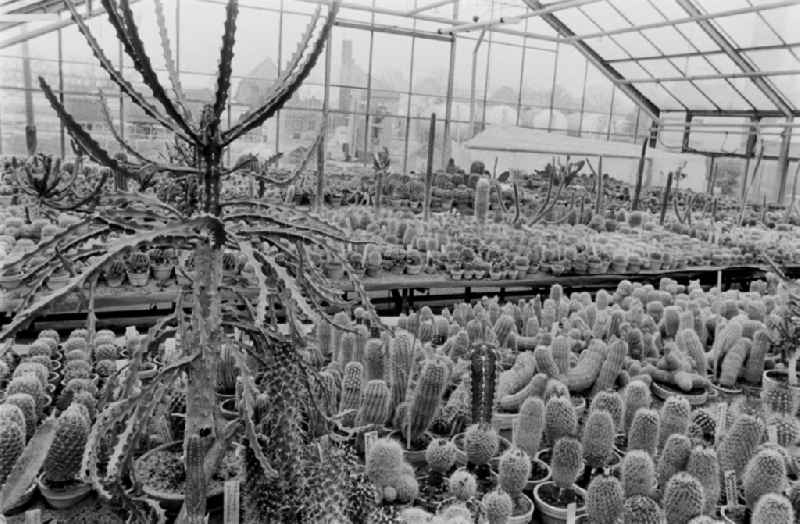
[1,218,107,273]
[530,180,566,225]
[244,128,324,187]
[39,78,134,179]
[221,199,352,241]
[512,183,521,225]
[222,1,339,145]
[106,0,198,141]
[212,0,239,125]
[97,89,151,164]
[61,0,192,142]
[0,415,57,513]
[238,376,278,478]
[153,0,191,122]
[0,220,213,341]
[238,241,272,327]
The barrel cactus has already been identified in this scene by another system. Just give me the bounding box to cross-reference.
[464,423,499,467]
[662,472,705,524]
[622,450,655,499]
[742,448,787,508]
[0,416,24,485]
[623,495,665,524]
[752,493,795,524]
[586,474,624,524]
[42,404,90,483]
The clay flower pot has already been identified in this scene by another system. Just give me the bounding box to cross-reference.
[37,474,93,509]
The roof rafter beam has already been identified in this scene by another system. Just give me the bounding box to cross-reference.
[436,0,603,35]
[675,0,794,117]
[606,41,800,63]
[405,0,455,17]
[621,69,800,83]
[522,0,659,121]
[557,0,800,43]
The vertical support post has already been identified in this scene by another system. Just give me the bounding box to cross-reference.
[632,133,647,211]
[118,39,124,140]
[469,28,487,138]
[594,156,603,213]
[776,116,794,203]
[606,86,616,141]
[442,0,458,169]
[402,10,417,175]
[787,161,800,219]
[362,0,376,165]
[741,116,759,203]
[515,17,528,128]
[577,59,589,137]
[424,113,436,222]
[680,112,692,153]
[547,42,560,132]
[21,36,36,155]
[58,28,65,158]
[316,30,332,213]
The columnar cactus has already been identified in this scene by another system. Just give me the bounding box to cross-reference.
[623,495,664,524]
[628,408,660,457]
[591,339,627,395]
[6,375,44,408]
[355,380,391,427]
[464,423,499,467]
[551,336,571,375]
[494,314,516,348]
[185,433,207,522]
[742,448,787,508]
[498,446,531,501]
[685,446,719,515]
[752,493,795,524]
[363,338,384,381]
[534,345,560,378]
[544,396,577,445]
[43,404,90,483]
[0,417,24,485]
[656,434,691,498]
[94,343,118,361]
[425,438,457,475]
[582,410,615,470]
[659,396,691,450]
[586,474,624,524]
[719,338,750,387]
[551,437,583,491]
[676,329,706,376]
[590,390,624,431]
[689,408,716,443]
[621,450,655,498]
[339,361,364,416]
[474,177,490,224]
[216,344,237,393]
[482,489,513,524]
[405,360,447,446]
[316,318,331,356]
[718,414,764,478]
[662,472,705,524]
[515,396,544,459]
[744,329,771,384]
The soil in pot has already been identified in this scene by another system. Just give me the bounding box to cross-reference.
[530,458,550,484]
[721,505,749,524]
[38,475,93,509]
[465,462,496,495]
[537,482,584,508]
[134,441,240,512]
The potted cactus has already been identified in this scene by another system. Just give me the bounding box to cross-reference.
[126,251,150,287]
[533,437,587,524]
[405,250,423,275]
[103,259,126,287]
[365,248,382,278]
[148,248,173,283]
[37,404,93,508]
[763,273,800,417]
[498,447,535,523]
[417,438,459,510]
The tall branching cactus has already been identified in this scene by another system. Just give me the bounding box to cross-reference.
[0,1,385,522]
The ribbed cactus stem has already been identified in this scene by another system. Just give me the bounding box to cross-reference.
[185,433,207,524]
[405,360,446,446]
[355,380,391,427]
[475,177,490,225]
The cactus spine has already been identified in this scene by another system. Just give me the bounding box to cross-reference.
[586,474,624,524]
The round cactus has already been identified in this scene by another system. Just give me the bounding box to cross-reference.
[689,408,716,441]
[38,329,60,344]
[94,343,118,361]
[662,472,705,524]
[28,339,51,358]
[682,447,719,516]
[623,495,665,524]
[0,417,24,485]
[582,410,615,470]
[4,394,36,439]
[544,396,577,445]
[482,489,513,524]
[395,474,419,503]
[425,438,457,475]
[6,375,44,408]
[13,361,48,387]
[365,437,405,487]
[752,493,795,524]
[628,408,660,457]
[742,448,787,508]
[621,450,655,499]
[464,423,499,467]
[65,349,90,362]
[0,404,26,437]
[95,359,117,378]
[448,469,477,501]
[498,446,531,498]
[63,359,92,382]
[586,474,624,524]
[43,404,90,483]
[551,437,583,491]
[63,337,88,353]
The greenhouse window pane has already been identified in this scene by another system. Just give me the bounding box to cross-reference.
[179,0,226,74]
[670,56,718,77]
[331,27,371,89]
[611,32,659,58]
[704,53,741,75]
[582,63,613,116]
[583,37,627,61]
[412,38,450,96]
[637,58,683,78]
[369,89,409,118]
[716,13,781,48]
[609,0,663,26]
[487,42,521,105]
[728,78,777,110]
[692,79,752,110]
[744,49,799,72]
[635,83,683,109]
[558,9,601,35]
[672,23,719,53]
[614,61,652,80]
[371,32,412,94]
[552,45,586,112]
[452,34,488,100]
[661,81,716,109]
[770,75,800,106]
[640,26,693,54]
[521,48,554,108]
[580,2,630,31]
[759,6,800,43]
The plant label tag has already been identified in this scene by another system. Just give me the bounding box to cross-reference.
[767,425,778,444]
[364,430,378,456]
[224,480,240,524]
[24,509,41,524]
[724,470,737,507]
[566,502,577,524]
[716,403,727,441]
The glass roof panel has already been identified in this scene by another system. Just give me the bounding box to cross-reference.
[608,0,663,26]
[635,83,685,110]
[716,13,782,48]
[583,36,628,60]
[670,56,720,77]
[672,23,720,53]
[704,52,743,75]
[579,2,631,31]
[729,78,778,110]
[661,80,718,109]
[758,6,800,43]
[695,0,749,11]
[692,79,753,110]
[745,49,800,72]
[769,75,800,106]
[613,61,652,80]
[640,26,695,54]
[637,58,683,78]
[557,9,603,35]
[612,32,659,57]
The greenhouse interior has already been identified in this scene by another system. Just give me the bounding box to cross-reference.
[0,0,800,522]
